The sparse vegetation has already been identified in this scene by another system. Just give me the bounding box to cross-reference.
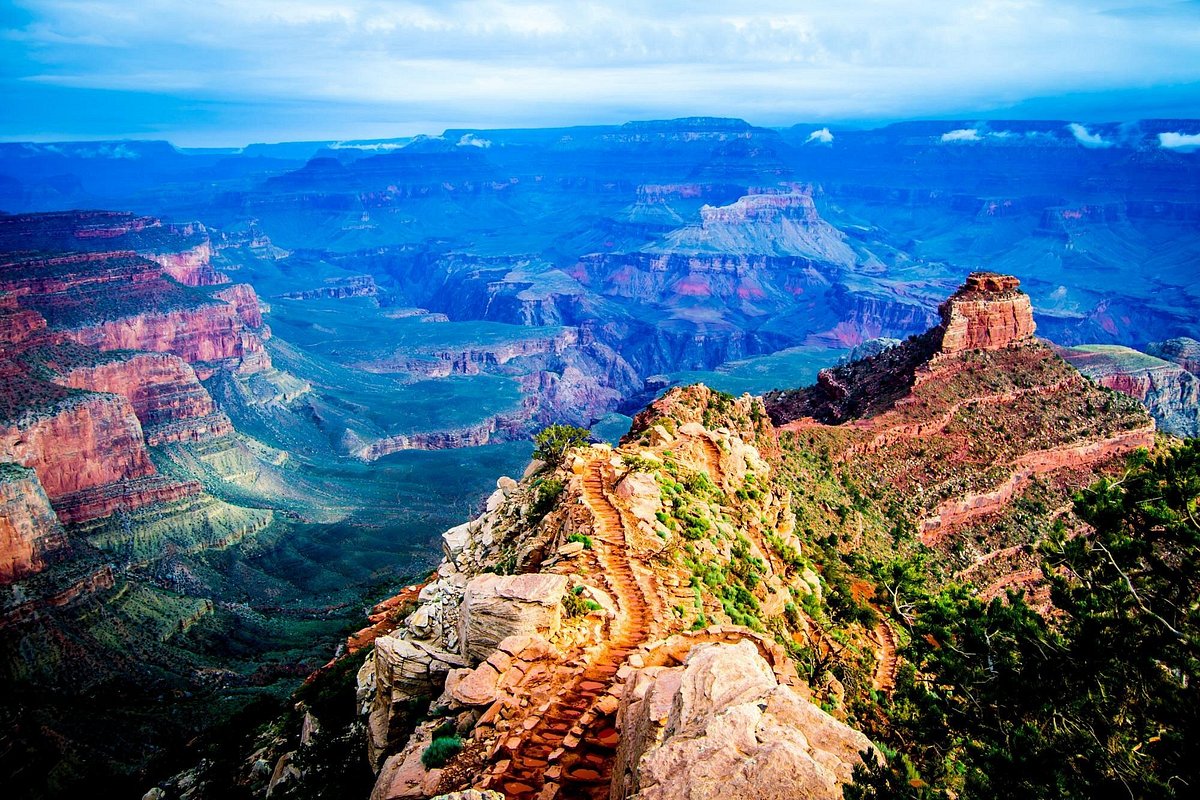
[420,734,463,769]
[532,424,591,467]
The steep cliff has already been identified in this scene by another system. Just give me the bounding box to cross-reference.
[44,347,233,445]
[1061,344,1200,437]
[0,462,67,583]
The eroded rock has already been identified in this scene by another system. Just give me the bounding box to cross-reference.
[611,640,874,800]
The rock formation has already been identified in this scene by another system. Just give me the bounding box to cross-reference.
[1061,344,1200,437]
[52,351,233,444]
[611,640,874,800]
[936,272,1036,354]
[0,462,67,582]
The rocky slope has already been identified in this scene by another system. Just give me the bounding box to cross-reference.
[1061,343,1200,437]
[351,385,874,800]
[150,271,1164,800]
[765,271,1151,598]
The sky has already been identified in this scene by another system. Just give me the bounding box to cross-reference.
[2,0,1200,146]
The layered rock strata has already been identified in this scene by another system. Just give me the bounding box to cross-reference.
[0,463,68,582]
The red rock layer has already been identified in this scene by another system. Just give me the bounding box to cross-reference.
[1,566,114,625]
[53,476,201,526]
[213,284,264,328]
[0,294,47,346]
[919,424,1156,543]
[937,272,1036,354]
[0,466,68,583]
[65,304,257,366]
[0,394,155,498]
[55,353,233,444]
[147,241,230,286]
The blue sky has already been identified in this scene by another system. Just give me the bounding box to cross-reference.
[2,0,1200,146]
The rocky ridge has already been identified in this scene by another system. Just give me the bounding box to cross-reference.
[765,271,1152,599]
[351,384,872,800]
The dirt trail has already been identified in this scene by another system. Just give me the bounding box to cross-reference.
[487,460,652,800]
[871,620,899,695]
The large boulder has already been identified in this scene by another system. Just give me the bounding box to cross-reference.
[458,572,568,663]
[611,640,874,800]
[365,636,468,768]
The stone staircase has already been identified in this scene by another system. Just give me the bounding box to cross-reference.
[483,460,652,799]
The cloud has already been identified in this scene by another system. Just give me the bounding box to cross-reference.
[1068,123,1112,148]
[805,127,833,144]
[941,128,981,142]
[457,133,492,148]
[4,1,1200,144]
[1159,131,1200,151]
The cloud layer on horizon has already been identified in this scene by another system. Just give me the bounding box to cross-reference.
[3,0,1200,144]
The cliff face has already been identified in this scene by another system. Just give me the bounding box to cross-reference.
[54,352,233,445]
[937,272,1036,354]
[147,240,230,286]
[0,393,155,498]
[64,302,265,370]
[0,463,67,582]
[1062,344,1200,437]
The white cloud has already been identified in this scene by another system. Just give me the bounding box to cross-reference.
[457,133,492,148]
[1159,131,1200,151]
[805,127,833,144]
[1068,122,1112,148]
[6,1,1200,143]
[941,128,981,142]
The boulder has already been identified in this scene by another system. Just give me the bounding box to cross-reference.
[611,640,874,800]
[459,572,568,663]
[366,636,467,768]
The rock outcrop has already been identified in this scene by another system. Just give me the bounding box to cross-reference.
[611,640,873,800]
[0,462,67,583]
[53,352,233,445]
[0,393,156,498]
[1148,337,1200,375]
[458,572,569,662]
[1061,344,1200,437]
[936,272,1036,354]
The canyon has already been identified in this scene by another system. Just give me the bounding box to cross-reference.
[192,273,1161,800]
[0,116,1197,799]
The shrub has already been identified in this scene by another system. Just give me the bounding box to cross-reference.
[566,532,594,550]
[532,424,591,467]
[421,735,463,769]
[530,478,564,519]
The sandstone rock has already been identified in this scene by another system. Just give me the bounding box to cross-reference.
[266,751,300,798]
[937,272,1035,354]
[459,573,568,663]
[612,640,873,800]
[557,541,586,557]
[367,636,468,767]
[615,471,663,528]
[371,745,444,800]
[430,791,504,800]
[0,463,67,583]
[497,476,519,495]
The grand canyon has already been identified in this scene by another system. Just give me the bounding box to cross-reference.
[1,114,1198,800]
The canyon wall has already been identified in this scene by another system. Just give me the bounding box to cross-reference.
[0,463,67,582]
[54,353,234,445]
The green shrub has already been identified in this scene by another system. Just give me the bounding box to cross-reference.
[532,424,591,466]
[566,532,594,550]
[421,735,463,769]
[530,478,564,519]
